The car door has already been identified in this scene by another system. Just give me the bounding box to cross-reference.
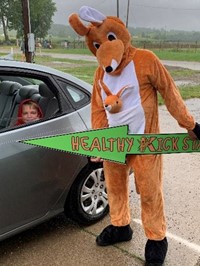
[0,69,90,237]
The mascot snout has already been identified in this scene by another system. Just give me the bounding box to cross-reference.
[96,40,124,73]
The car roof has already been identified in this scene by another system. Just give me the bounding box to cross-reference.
[0,59,92,92]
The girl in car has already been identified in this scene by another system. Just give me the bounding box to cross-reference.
[15,99,43,125]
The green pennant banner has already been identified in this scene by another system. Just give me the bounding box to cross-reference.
[20,125,200,164]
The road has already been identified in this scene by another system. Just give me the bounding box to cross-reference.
[0,50,200,266]
[0,119,200,266]
[41,52,200,71]
[1,106,200,266]
[2,47,200,70]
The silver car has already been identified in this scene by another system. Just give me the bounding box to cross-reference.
[0,59,108,241]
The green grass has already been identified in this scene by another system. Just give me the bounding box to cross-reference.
[59,65,97,84]
[60,64,200,104]
[33,55,98,84]
[152,49,200,62]
[167,68,200,78]
[2,46,200,103]
[42,47,200,62]
[33,53,200,104]
[2,45,200,61]
[158,85,200,105]
[180,86,200,99]
[41,48,92,55]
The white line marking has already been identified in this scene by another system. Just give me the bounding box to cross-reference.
[133,219,200,254]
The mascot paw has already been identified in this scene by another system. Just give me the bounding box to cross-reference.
[192,122,200,140]
[96,224,133,246]
[145,237,168,266]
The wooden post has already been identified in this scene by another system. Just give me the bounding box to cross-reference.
[21,0,32,62]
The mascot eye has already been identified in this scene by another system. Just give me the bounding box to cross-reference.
[93,42,100,49]
[107,32,117,41]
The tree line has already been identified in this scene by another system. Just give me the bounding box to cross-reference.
[129,27,200,42]
[1,1,200,45]
[49,24,200,43]
[0,0,56,43]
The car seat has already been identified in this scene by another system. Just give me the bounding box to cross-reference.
[38,83,59,118]
[0,81,22,128]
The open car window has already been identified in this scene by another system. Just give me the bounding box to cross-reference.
[0,75,59,131]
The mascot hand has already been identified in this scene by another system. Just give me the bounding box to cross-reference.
[193,122,200,139]
[90,157,103,163]
[188,122,200,140]
[89,157,103,170]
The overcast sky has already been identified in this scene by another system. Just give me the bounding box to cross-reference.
[52,0,200,31]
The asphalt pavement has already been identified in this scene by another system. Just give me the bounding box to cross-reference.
[2,47,200,70]
[0,49,200,266]
[0,102,199,266]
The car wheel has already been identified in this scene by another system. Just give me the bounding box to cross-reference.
[65,162,109,225]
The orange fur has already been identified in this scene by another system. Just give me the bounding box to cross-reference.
[99,80,130,113]
[69,6,195,241]
[68,13,90,36]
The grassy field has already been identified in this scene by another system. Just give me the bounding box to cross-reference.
[1,46,200,104]
[2,45,200,61]
[43,47,200,62]
[158,86,200,105]
[34,47,200,62]
[152,49,200,62]
[33,51,200,105]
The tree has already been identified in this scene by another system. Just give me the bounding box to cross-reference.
[0,0,10,42]
[29,0,57,39]
[0,0,57,41]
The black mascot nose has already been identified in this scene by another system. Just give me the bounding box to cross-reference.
[105,66,113,73]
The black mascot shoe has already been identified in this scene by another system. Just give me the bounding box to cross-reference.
[96,224,133,246]
[145,237,168,266]
[193,122,200,140]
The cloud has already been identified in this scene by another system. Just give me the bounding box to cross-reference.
[52,0,200,31]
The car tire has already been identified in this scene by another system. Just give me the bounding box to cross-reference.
[65,162,109,225]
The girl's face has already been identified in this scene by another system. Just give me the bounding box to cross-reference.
[22,105,39,123]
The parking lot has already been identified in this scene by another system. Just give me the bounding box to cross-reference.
[0,97,199,266]
[0,51,200,265]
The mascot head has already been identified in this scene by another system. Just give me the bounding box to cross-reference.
[68,6,132,74]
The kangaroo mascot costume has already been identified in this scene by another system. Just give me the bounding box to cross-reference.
[69,6,200,266]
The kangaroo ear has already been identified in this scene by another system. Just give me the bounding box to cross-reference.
[117,85,131,97]
[98,80,112,96]
[68,13,90,36]
[79,6,106,24]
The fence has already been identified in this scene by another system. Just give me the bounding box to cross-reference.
[67,40,200,52]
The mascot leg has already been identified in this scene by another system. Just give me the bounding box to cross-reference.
[132,154,168,266]
[96,161,133,246]
[96,155,167,265]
